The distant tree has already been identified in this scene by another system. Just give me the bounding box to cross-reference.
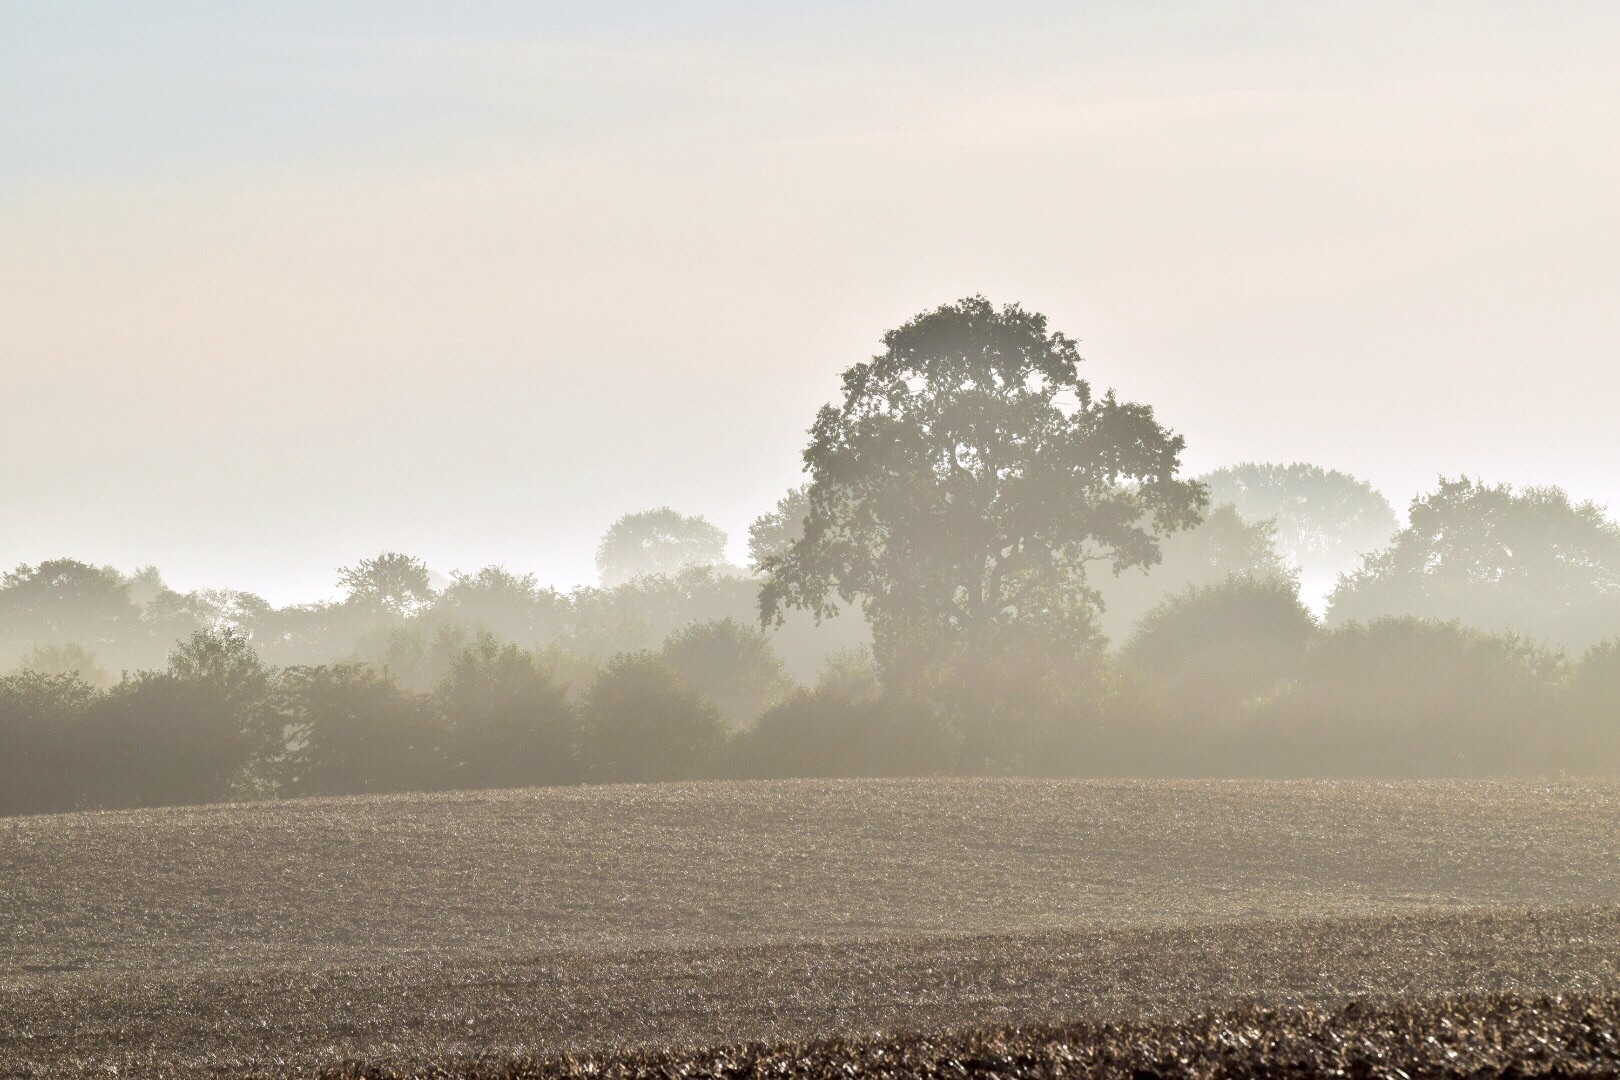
[747,486,810,571]
[0,670,101,815]
[75,629,271,809]
[1123,575,1318,725]
[14,642,110,688]
[564,564,871,685]
[379,622,477,693]
[264,663,442,797]
[123,565,169,609]
[579,652,728,782]
[436,637,579,788]
[1200,463,1398,597]
[660,618,789,728]
[0,559,144,667]
[337,552,435,616]
[1327,477,1620,650]
[428,565,568,646]
[1093,503,1291,643]
[595,508,730,587]
[566,566,756,659]
[760,296,1206,688]
[143,587,272,655]
[252,599,376,669]
[1245,617,1567,777]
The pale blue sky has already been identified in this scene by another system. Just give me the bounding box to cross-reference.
[5,3,1620,602]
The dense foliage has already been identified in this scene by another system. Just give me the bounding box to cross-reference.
[759,297,1205,689]
[1200,462,1399,592]
[4,588,1619,815]
[1328,476,1620,649]
[6,300,1620,813]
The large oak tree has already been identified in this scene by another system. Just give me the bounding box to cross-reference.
[760,297,1205,682]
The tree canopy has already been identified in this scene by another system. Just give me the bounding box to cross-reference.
[337,552,435,616]
[1092,502,1290,643]
[595,508,730,587]
[429,566,567,647]
[0,559,142,665]
[748,486,810,571]
[1198,463,1397,591]
[1327,477,1620,650]
[759,296,1206,681]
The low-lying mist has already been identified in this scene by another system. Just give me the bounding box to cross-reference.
[6,300,1620,816]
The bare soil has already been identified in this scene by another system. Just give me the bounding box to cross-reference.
[4,778,1619,1077]
[321,993,1620,1079]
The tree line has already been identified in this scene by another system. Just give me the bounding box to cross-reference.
[6,297,1620,814]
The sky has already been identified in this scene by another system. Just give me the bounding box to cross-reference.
[4,2,1619,604]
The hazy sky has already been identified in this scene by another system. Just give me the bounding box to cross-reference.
[5,3,1619,603]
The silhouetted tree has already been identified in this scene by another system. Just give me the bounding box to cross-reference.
[1124,575,1317,726]
[595,508,730,587]
[660,618,789,728]
[75,629,271,808]
[760,296,1206,692]
[0,559,145,669]
[747,486,810,571]
[1200,463,1398,595]
[579,652,727,782]
[1327,477,1620,650]
[166,626,272,703]
[0,670,100,815]
[264,662,441,797]
[1244,617,1567,777]
[437,637,580,788]
[338,552,435,617]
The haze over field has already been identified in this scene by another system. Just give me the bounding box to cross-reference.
[5,2,1620,603]
[10,10,1620,1077]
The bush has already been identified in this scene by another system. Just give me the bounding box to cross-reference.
[660,618,789,728]
[734,651,957,779]
[265,663,444,797]
[580,652,729,783]
[437,638,581,789]
[67,630,270,810]
[1568,640,1620,773]
[1124,575,1318,727]
[0,670,100,815]
[1240,617,1568,777]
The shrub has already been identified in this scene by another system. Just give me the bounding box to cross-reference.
[0,670,101,815]
[1242,617,1567,777]
[1124,575,1318,727]
[660,618,789,728]
[734,651,957,779]
[437,638,581,788]
[67,630,271,810]
[265,663,444,797]
[580,652,729,783]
